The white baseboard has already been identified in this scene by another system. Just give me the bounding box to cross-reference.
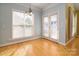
[51,39,66,46]
[58,41,66,46]
[42,36,66,46]
[0,36,41,47]
[65,37,74,46]
[0,36,74,47]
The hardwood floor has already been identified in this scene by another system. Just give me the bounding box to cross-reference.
[0,38,79,56]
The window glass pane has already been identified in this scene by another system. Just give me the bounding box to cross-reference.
[13,11,24,25]
[12,10,33,39]
[50,15,58,39]
[12,26,25,39]
[24,15,33,25]
[43,17,49,37]
[25,27,32,37]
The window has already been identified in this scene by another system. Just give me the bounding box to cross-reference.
[12,10,34,39]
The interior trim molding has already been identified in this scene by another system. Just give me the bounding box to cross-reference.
[65,35,76,46]
[76,35,79,38]
[42,36,65,46]
[65,38,73,46]
[0,36,41,47]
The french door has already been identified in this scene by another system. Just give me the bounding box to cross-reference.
[43,17,49,38]
[43,14,59,40]
[50,14,58,40]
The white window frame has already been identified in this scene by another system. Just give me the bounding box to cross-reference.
[12,10,35,39]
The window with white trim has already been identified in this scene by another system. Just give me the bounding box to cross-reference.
[12,10,34,39]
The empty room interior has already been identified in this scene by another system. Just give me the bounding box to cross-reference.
[0,3,79,56]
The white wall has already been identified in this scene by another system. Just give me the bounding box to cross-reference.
[42,3,66,45]
[0,3,42,45]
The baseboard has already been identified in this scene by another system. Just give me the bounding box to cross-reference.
[58,41,66,46]
[42,36,50,40]
[42,36,65,46]
[76,35,79,38]
[51,39,66,46]
[0,36,41,47]
[0,36,74,47]
[65,37,74,46]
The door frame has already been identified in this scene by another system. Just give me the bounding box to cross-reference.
[42,16,50,39]
[42,12,59,41]
[49,12,59,41]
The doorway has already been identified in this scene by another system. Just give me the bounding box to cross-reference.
[43,13,59,41]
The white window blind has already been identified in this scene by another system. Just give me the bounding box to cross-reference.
[12,10,34,39]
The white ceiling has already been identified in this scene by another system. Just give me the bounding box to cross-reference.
[17,3,52,9]
[17,3,79,10]
[32,3,79,10]
[31,3,51,9]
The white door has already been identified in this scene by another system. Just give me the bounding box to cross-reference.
[43,17,49,38]
[50,14,58,40]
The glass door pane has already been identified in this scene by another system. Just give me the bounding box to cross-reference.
[50,15,58,40]
[43,17,49,37]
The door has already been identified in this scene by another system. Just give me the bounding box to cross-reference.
[43,17,49,38]
[50,14,58,40]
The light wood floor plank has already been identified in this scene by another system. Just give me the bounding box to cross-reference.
[0,38,79,56]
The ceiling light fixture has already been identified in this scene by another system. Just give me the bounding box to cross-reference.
[25,3,32,16]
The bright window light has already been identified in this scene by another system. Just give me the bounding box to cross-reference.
[12,10,34,39]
